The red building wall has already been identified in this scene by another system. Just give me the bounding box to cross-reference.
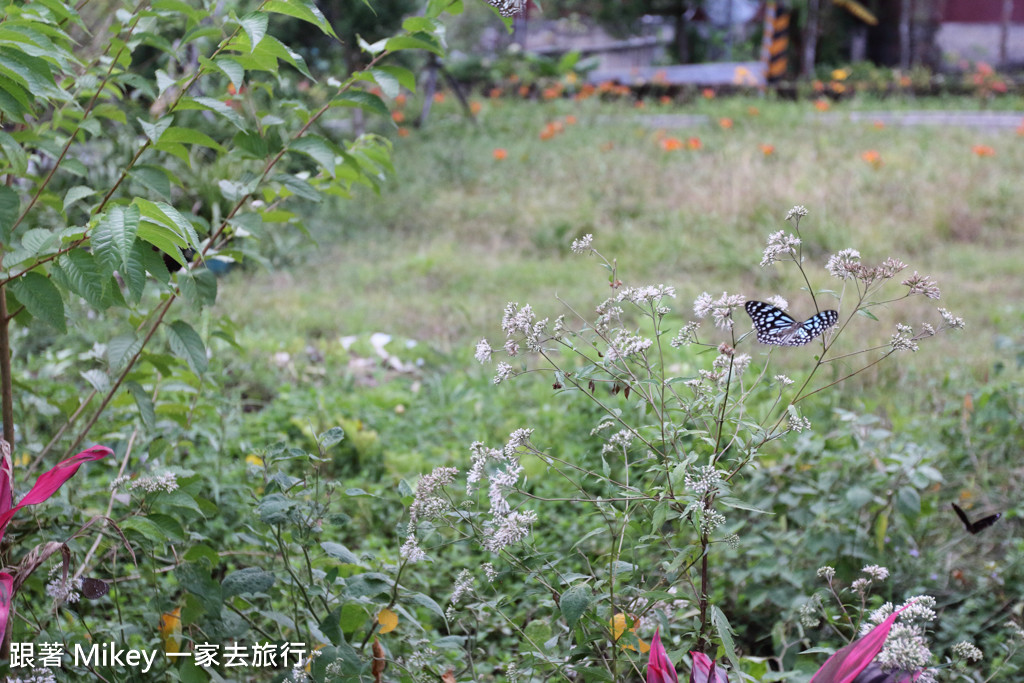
[943,0,1024,23]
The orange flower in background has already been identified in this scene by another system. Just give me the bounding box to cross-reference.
[369,87,383,97]
[972,145,995,157]
[831,68,849,81]
[397,127,410,138]
[659,95,672,105]
[542,85,562,100]
[493,148,508,160]
[861,150,882,168]
[509,74,520,83]
[830,81,846,94]
[748,106,760,116]
[812,80,825,92]
[660,137,684,151]
[873,120,886,130]
[518,84,530,97]
[652,69,668,85]
[391,110,405,123]
[686,137,702,150]
[759,143,775,156]
[702,88,715,99]
[1016,120,1024,136]
[470,101,482,114]
[600,141,615,151]
[540,122,559,140]
[433,92,446,104]
[564,115,577,125]
[634,100,646,109]
[489,87,502,99]
[718,117,733,129]
[814,99,831,112]
[394,93,407,106]
[899,74,912,87]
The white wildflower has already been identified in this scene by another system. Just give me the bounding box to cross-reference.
[785,205,809,221]
[952,641,983,662]
[760,230,801,267]
[825,248,861,279]
[493,362,514,384]
[570,234,594,254]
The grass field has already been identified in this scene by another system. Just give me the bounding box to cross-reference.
[220,95,1024,385]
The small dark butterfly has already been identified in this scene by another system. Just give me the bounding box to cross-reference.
[744,301,838,346]
[81,577,110,599]
[951,502,1001,534]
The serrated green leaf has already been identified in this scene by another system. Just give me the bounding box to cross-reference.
[80,369,109,393]
[318,426,345,448]
[137,115,172,143]
[9,271,65,332]
[375,65,417,93]
[239,12,268,51]
[125,380,156,428]
[212,56,244,90]
[0,184,19,241]
[159,126,226,153]
[129,165,172,199]
[369,68,400,99]
[93,205,140,274]
[56,249,110,309]
[0,129,27,174]
[120,516,168,543]
[403,591,445,619]
[330,90,389,117]
[263,0,337,38]
[179,96,246,131]
[166,320,208,374]
[107,334,141,372]
[290,135,337,176]
[63,185,95,214]
[222,567,275,597]
[321,542,361,565]
[559,584,592,628]
[711,606,741,673]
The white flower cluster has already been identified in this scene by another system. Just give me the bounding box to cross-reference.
[902,271,941,299]
[694,292,746,330]
[825,248,862,280]
[570,233,594,254]
[45,573,82,605]
[400,466,459,563]
[938,308,965,330]
[761,230,802,267]
[467,432,539,554]
[616,284,676,305]
[127,471,179,493]
[685,465,721,496]
[786,205,809,221]
[671,321,700,347]
[891,324,919,352]
[601,429,634,455]
[607,330,652,361]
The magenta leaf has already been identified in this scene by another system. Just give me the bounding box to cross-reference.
[690,651,730,683]
[647,628,679,683]
[809,603,913,683]
[0,445,111,543]
[0,572,12,649]
[0,443,11,519]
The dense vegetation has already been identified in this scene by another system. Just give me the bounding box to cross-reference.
[1,0,1023,682]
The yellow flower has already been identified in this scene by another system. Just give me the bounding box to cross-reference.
[831,68,849,81]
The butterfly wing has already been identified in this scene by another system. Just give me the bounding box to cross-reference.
[952,502,1001,534]
[744,301,838,346]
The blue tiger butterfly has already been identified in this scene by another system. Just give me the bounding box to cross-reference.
[744,301,838,346]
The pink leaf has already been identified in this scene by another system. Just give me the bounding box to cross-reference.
[647,628,679,683]
[690,651,730,683]
[0,443,11,519]
[809,603,913,683]
[0,445,111,543]
[0,572,12,648]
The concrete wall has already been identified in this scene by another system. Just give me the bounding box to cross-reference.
[936,23,1024,64]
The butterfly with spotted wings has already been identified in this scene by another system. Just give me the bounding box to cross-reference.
[744,301,838,346]
[951,502,1000,534]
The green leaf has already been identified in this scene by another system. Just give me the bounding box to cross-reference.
[55,249,112,309]
[176,563,223,614]
[318,426,345,448]
[321,542,361,565]
[403,591,445,620]
[239,12,268,51]
[523,620,551,648]
[559,584,592,628]
[137,115,172,143]
[129,165,173,198]
[896,487,921,517]
[80,369,109,393]
[374,65,417,93]
[222,567,275,597]
[385,34,444,57]
[9,271,65,332]
[121,242,147,303]
[344,573,392,599]
[0,129,27,174]
[125,380,156,428]
[179,96,246,131]
[166,320,208,374]
[93,205,140,273]
[263,0,337,38]
[330,90,389,117]
[0,184,20,241]
[212,56,244,90]
[290,135,337,176]
[63,185,95,214]
[121,516,169,543]
[107,334,142,372]
[368,68,401,99]
[711,606,741,673]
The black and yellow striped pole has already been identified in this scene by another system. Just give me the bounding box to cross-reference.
[760,2,790,85]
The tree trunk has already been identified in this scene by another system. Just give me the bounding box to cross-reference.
[899,0,912,68]
[674,0,690,63]
[801,0,820,76]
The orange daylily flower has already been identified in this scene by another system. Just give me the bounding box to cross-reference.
[759,143,775,156]
[659,95,672,105]
[702,88,715,99]
[972,145,995,157]
[489,87,502,99]
[564,115,577,125]
[686,137,702,150]
[391,110,405,123]
[394,93,407,106]
[470,101,482,114]
[518,85,530,97]
[660,137,684,151]
[747,106,760,116]
[814,99,831,112]
[718,117,733,129]
[397,127,410,138]
[861,150,882,168]
[873,120,885,129]
[433,92,445,104]
[493,148,508,160]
